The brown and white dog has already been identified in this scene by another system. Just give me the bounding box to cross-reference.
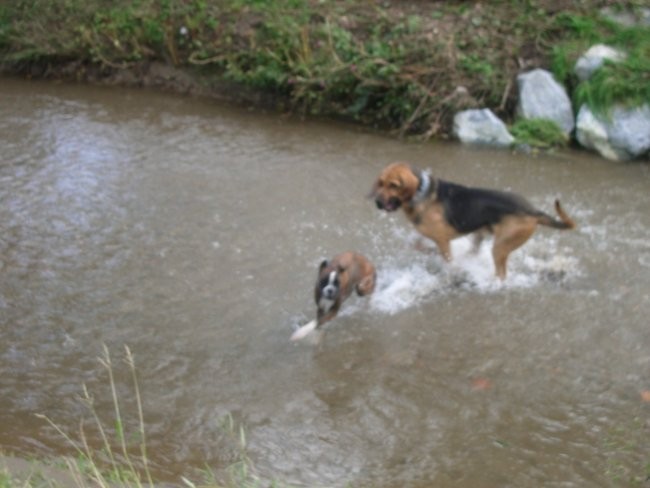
[314,251,376,326]
[290,252,376,341]
[369,162,576,280]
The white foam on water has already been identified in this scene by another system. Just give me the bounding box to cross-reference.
[366,230,581,316]
[371,262,442,315]
[639,254,650,268]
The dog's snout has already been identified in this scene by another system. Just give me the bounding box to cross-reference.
[323,286,336,299]
[375,199,384,210]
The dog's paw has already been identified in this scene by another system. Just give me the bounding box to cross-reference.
[414,238,435,254]
[290,319,318,341]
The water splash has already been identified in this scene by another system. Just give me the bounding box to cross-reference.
[366,229,580,316]
[371,262,442,315]
[291,213,581,323]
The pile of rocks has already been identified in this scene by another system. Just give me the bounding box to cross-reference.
[452,9,650,162]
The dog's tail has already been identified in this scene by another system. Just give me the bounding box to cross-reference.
[536,200,576,230]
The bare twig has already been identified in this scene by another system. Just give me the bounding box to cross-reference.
[99,345,139,484]
[125,345,154,487]
[188,51,227,65]
[499,78,512,112]
[398,77,437,139]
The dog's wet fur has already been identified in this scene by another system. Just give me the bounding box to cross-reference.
[370,162,575,279]
[315,252,376,327]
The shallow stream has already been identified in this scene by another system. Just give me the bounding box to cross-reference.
[1,78,649,486]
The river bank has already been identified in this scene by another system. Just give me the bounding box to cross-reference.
[2,0,648,148]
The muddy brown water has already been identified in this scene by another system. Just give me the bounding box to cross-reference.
[1,78,649,487]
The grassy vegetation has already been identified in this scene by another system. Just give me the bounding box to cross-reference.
[602,414,650,485]
[1,0,647,143]
[1,346,283,488]
[551,9,650,116]
[510,118,569,150]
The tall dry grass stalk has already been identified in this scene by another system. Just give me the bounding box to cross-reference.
[22,345,292,488]
[35,345,154,488]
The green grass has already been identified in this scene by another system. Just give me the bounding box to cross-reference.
[550,12,650,115]
[0,1,648,137]
[32,346,154,488]
[0,471,17,488]
[574,49,650,116]
[510,118,569,149]
[602,415,650,486]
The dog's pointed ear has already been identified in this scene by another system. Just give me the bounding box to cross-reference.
[319,259,329,271]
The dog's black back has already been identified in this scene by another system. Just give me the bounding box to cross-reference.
[437,179,539,234]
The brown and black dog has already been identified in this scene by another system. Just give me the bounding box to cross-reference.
[370,162,576,280]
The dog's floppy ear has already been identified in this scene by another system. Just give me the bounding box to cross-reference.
[400,166,420,197]
[319,259,329,271]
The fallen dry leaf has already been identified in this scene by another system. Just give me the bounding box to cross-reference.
[471,377,492,391]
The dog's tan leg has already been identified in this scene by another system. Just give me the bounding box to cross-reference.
[422,219,459,263]
[317,308,339,327]
[356,274,376,296]
[471,230,486,254]
[491,246,509,280]
[491,218,537,280]
[433,237,453,262]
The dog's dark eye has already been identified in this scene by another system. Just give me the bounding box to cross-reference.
[388,182,399,189]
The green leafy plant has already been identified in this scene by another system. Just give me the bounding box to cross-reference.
[510,118,568,149]
[551,12,650,115]
[1,1,648,138]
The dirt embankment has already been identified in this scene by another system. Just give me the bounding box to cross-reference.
[0,0,635,137]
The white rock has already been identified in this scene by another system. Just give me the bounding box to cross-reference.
[600,6,650,28]
[452,108,515,147]
[516,69,574,135]
[576,104,650,161]
[574,44,627,81]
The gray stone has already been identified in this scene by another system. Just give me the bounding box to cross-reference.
[576,104,650,161]
[516,69,575,135]
[574,44,626,82]
[452,109,515,148]
[600,6,650,27]
[642,8,650,26]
